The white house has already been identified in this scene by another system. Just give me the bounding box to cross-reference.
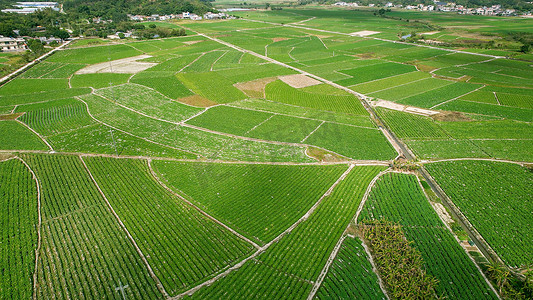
[0,37,26,51]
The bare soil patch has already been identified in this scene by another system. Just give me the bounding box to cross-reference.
[350,30,380,37]
[272,37,289,42]
[353,53,376,59]
[177,95,217,107]
[431,111,472,122]
[0,113,23,120]
[0,153,15,161]
[278,74,321,88]
[76,55,157,74]
[234,77,276,98]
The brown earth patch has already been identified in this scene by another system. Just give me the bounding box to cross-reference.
[431,111,472,122]
[234,77,276,98]
[278,74,321,88]
[306,147,347,162]
[0,113,23,120]
[272,37,289,42]
[177,95,217,107]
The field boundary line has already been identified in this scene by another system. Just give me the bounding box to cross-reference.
[147,159,261,249]
[422,157,529,166]
[0,149,391,166]
[307,234,347,300]
[177,52,205,73]
[493,92,501,105]
[172,164,356,299]
[244,114,274,135]
[15,118,54,152]
[418,166,507,267]
[79,156,170,299]
[16,156,42,300]
[431,84,486,109]
[360,235,391,299]
[76,96,202,158]
[301,121,325,143]
[415,176,501,299]
[210,50,228,71]
[354,169,392,224]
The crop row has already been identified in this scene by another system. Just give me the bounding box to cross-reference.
[0,158,38,300]
[316,236,386,299]
[426,160,533,268]
[265,80,367,115]
[23,154,163,299]
[152,161,347,244]
[84,157,255,295]
[359,172,497,299]
[190,166,385,298]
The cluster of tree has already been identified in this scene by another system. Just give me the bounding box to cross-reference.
[63,0,214,22]
[484,262,533,299]
[359,220,439,299]
[137,24,186,39]
[0,8,69,39]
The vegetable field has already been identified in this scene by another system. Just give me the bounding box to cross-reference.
[426,160,533,268]
[359,172,497,299]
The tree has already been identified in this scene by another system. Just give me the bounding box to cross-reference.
[118,32,125,39]
[520,44,530,53]
[26,39,46,56]
[0,23,16,38]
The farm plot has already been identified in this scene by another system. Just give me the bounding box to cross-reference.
[84,157,255,296]
[471,139,533,162]
[399,82,482,108]
[17,98,94,137]
[316,236,386,300]
[81,93,312,162]
[131,72,193,100]
[94,83,203,122]
[177,72,247,104]
[496,93,533,109]
[23,154,163,299]
[181,51,226,73]
[265,80,367,115]
[186,105,271,136]
[247,114,322,143]
[0,158,38,300]
[0,120,49,150]
[47,44,142,65]
[0,88,91,106]
[0,78,68,96]
[368,78,452,102]
[407,139,490,160]
[229,99,376,128]
[437,100,533,122]
[376,108,450,140]
[349,71,430,94]
[190,166,386,299]
[359,173,497,299]
[305,122,397,160]
[20,62,86,79]
[335,62,416,87]
[426,161,533,268]
[152,162,347,244]
[70,73,131,89]
[143,54,201,72]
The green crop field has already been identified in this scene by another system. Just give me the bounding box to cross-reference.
[426,161,533,268]
[1,6,532,299]
[359,172,497,299]
[316,236,386,299]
